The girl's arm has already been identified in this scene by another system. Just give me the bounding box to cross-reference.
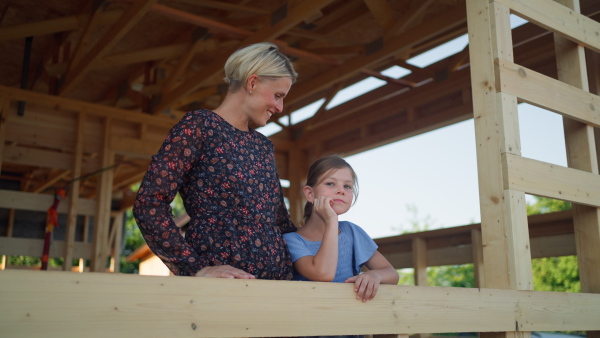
[292,197,339,282]
[345,250,399,302]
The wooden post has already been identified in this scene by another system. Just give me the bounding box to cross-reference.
[467,2,533,337]
[466,0,532,290]
[0,93,8,174]
[91,118,115,272]
[412,237,427,286]
[288,148,307,226]
[63,113,85,271]
[553,14,600,338]
[471,228,485,288]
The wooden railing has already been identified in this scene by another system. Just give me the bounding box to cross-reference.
[1,270,600,338]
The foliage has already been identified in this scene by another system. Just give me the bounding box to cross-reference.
[526,196,571,215]
[119,190,186,273]
[428,264,475,288]
[526,196,578,292]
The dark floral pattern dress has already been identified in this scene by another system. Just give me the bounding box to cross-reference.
[133,109,296,279]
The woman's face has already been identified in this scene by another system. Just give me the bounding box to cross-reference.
[246,76,293,127]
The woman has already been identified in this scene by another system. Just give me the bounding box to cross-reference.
[133,42,298,280]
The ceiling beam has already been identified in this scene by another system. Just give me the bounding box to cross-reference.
[59,0,158,96]
[151,0,337,114]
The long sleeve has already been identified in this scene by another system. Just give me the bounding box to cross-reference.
[132,113,209,276]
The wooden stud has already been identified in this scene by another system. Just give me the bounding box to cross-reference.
[63,113,85,271]
[412,237,427,286]
[553,0,600,300]
[471,228,485,288]
[91,118,115,272]
[466,0,533,296]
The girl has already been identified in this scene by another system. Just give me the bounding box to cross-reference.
[283,155,399,302]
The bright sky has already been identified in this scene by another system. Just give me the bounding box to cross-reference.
[259,15,570,239]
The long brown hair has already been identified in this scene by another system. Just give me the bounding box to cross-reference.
[303,154,359,224]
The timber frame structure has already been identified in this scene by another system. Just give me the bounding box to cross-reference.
[1,0,600,337]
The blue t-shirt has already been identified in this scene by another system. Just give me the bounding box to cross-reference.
[283,221,378,282]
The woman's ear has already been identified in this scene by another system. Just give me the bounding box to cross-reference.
[246,74,258,93]
[303,186,314,203]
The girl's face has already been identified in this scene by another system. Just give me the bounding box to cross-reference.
[309,167,355,216]
[245,76,292,127]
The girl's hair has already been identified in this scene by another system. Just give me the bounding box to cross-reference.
[223,42,298,92]
[303,154,359,224]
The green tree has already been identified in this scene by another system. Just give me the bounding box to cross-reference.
[527,196,578,293]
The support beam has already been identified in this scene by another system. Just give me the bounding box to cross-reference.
[63,113,85,271]
[411,237,427,286]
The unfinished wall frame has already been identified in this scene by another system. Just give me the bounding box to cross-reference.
[467,0,600,337]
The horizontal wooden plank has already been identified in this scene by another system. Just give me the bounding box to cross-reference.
[3,145,100,173]
[0,237,92,259]
[498,60,600,127]
[495,0,600,53]
[110,136,160,158]
[1,270,599,337]
[0,85,179,127]
[503,153,600,207]
[0,190,96,216]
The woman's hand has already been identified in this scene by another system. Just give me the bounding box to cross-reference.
[313,196,337,224]
[344,271,382,302]
[195,265,256,279]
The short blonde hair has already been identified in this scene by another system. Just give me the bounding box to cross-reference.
[223,42,298,92]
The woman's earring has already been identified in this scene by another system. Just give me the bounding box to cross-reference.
[249,90,252,94]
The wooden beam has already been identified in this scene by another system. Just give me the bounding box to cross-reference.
[63,113,85,271]
[471,228,485,288]
[0,93,8,174]
[466,0,533,294]
[411,237,427,286]
[91,118,115,272]
[152,0,337,114]
[0,189,95,216]
[285,4,466,107]
[363,0,396,32]
[59,0,159,96]
[0,10,123,41]
[553,0,600,299]
[1,270,600,337]
[498,60,600,127]
[0,85,178,125]
[0,237,92,259]
[495,0,600,53]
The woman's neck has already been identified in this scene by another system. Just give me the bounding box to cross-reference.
[213,93,249,131]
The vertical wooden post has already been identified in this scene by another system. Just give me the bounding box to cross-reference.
[91,118,115,272]
[1,209,15,270]
[288,148,307,226]
[63,113,85,271]
[412,237,427,286]
[0,93,9,174]
[466,0,532,291]
[554,1,600,319]
[471,227,485,288]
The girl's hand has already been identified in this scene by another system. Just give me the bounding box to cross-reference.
[344,271,382,302]
[313,196,337,224]
[195,265,256,279]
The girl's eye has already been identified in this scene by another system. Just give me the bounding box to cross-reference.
[344,185,352,189]
[325,182,334,186]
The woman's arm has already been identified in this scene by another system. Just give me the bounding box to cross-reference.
[345,250,399,302]
[133,113,209,276]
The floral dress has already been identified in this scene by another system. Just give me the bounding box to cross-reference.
[133,109,296,279]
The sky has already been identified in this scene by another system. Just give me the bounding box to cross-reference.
[258,15,570,239]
